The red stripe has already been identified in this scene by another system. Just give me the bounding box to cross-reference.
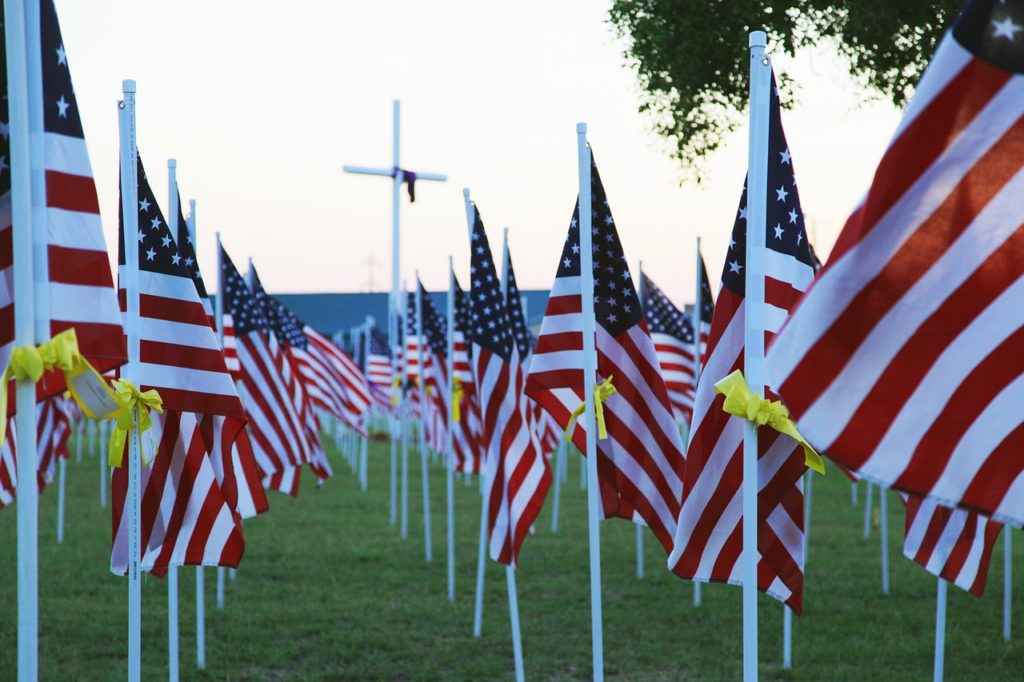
[48,245,115,287]
[45,170,100,214]
[781,116,1024,417]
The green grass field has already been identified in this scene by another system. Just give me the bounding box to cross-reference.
[1,434,1022,680]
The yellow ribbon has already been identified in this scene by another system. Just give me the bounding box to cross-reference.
[714,370,825,475]
[451,377,463,422]
[563,376,617,442]
[0,328,121,444]
[107,379,164,467]
[391,376,401,406]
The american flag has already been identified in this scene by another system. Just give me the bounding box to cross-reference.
[0,396,73,509]
[524,153,686,554]
[766,0,1024,526]
[253,271,329,484]
[902,492,1004,596]
[468,205,550,565]
[504,246,561,457]
[0,0,127,400]
[366,327,394,408]
[639,271,698,425]
[452,279,483,474]
[696,253,714,350]
[667,76,816,611]
[172,189,268,521]
[297,324,372,435]
[221,246,311,496]
[111,156,250,574]
[415,282,449,452]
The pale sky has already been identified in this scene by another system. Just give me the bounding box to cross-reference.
[60,0,904,306]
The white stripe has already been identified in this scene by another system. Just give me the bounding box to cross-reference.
[800,168,1024,448]
[768,78,1024,388]
[49,282,123,326]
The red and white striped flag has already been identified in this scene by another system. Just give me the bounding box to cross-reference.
[766,0,1024,525]
[172,193,268,521]
[639,270,698,425]
[451,280,483,474]
[468,206,550,565]
[668,79,816,611]
[112,157,251,573]
[525,154,686,554]
[221,247,312,497]
[366,326,394,409]
[295,325,371,435]
[0,0,127,398]
[0,396,73,509]
[902,492,1004,596]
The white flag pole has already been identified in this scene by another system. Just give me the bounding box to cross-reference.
[56,458,66,543]
[863,481,874,539]
[445,259,457,601]
[118,78,144,682]
[166,158,181,682]
[6,0,40,672]
[880,486,890,595]
[783,607,792,668]
[216,569,225,610]
[577,122,606,681]
[414,273,432,562]
[360,316,372,492]
[465,191,488,638]
[99,423,108,508]
[851,482,858,506]
[498,227,528,679]
[934,578,947,682]
[401,280,410,540]
[635,261,645,581]
[196,568,205,669]
[506,565,526,682]
[75,416,83,462]
[1005,530,1012,641]
[692,236,704,607]
[550,441,563,533]
[743,31,772,682]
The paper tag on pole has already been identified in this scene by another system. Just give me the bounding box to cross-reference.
[66,365,121,419]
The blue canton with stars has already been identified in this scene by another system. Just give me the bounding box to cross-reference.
[250,268,307,350]
[173,189,209,298]
[220,245,269,336]
[554,152,641,336]
[722,72,814,297]
[954,0,1024,74]
[118,155,201,282]
[454,276,474,360]
[41,0,84,139]
[468,206,515,360]
[698,254,715,324]
[0,1,85,195]
[640,271,695,345]
[504,253,533,359]
[418,282,448,359]
[369,327,391,361]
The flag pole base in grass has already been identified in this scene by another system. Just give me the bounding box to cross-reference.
[1004,530,1012,642]
[934,578,947,682]
[635,526,644,579]
[783,606,792,669]
[506,566,525,682]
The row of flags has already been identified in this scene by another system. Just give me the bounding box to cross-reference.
[0,0,377,584]
[2,0,1020,676]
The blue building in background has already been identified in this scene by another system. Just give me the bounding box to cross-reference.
[269,290,551,337]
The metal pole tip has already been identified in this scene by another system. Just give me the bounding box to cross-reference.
[122,79,137,93]
[749,31,767,48]
[576,122,587,133]
[462,188,471,199]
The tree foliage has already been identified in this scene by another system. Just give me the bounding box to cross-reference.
[607,1,958,181]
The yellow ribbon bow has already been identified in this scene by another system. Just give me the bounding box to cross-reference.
[391,376,401,406]
[563,376,617,442]
[0,329,121,444]
[714,370,825,475]
[107,379,164,468]
[451,377,464,422]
